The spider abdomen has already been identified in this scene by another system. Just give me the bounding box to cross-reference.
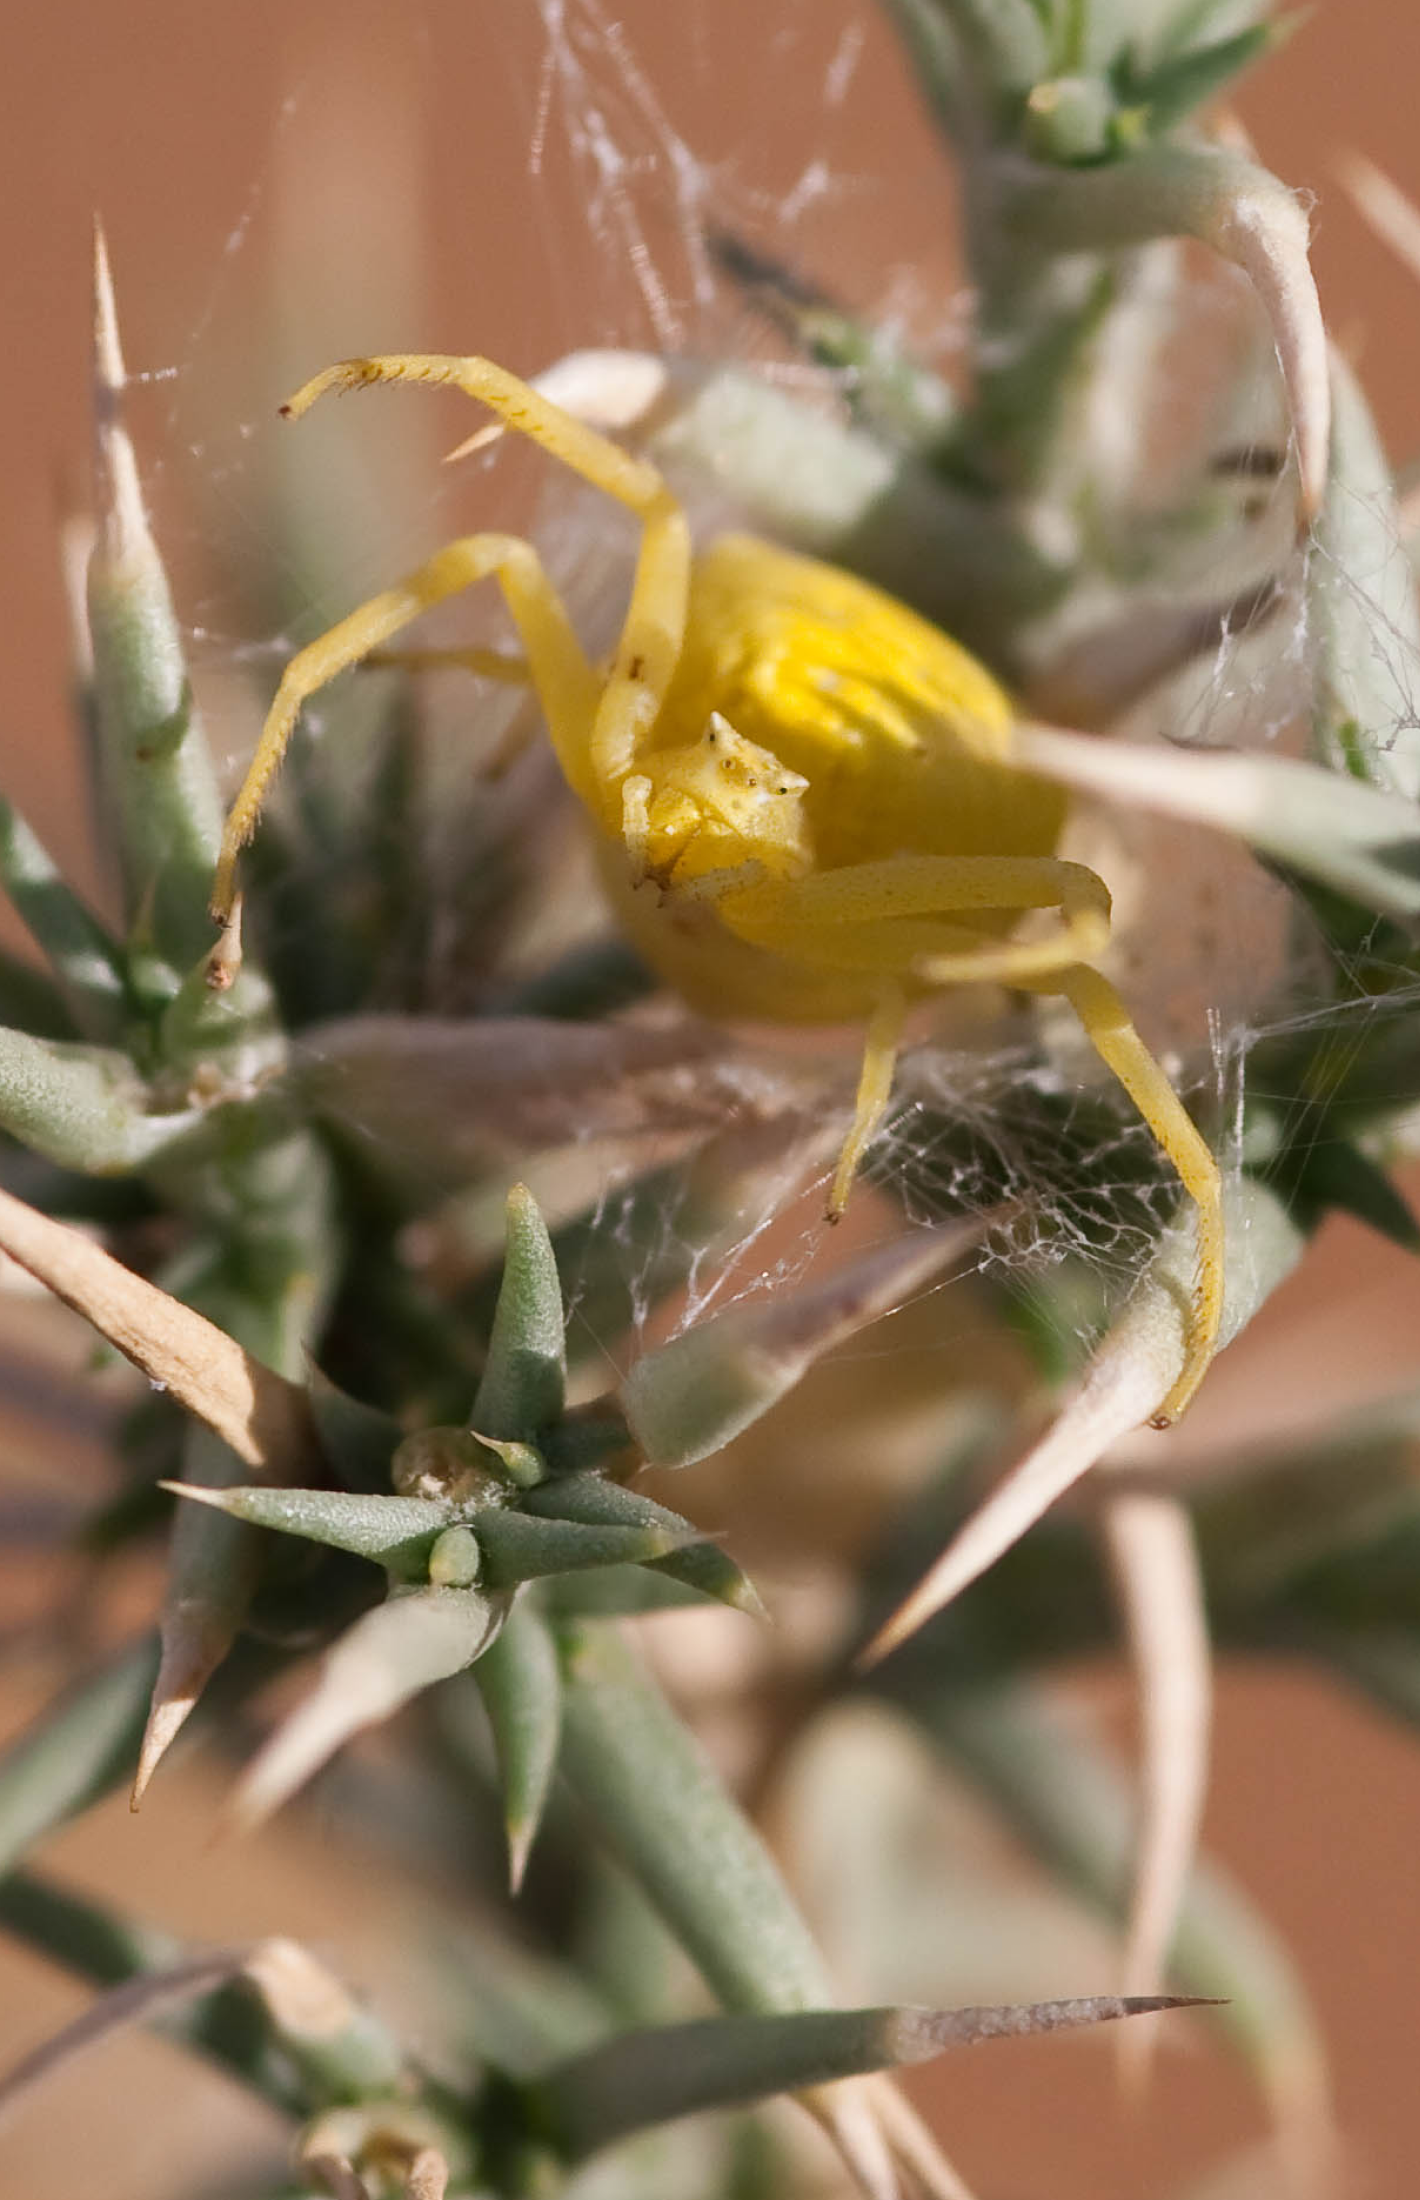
[656,534,1066,874]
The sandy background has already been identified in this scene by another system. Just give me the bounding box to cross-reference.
[3,3,1420,2196]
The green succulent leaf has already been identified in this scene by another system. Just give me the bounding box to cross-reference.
[88,231,225,974]
[543,1566,719,1619]
[0,1639,157,1875]
[472,1596,563,1890]
[155,947,283,1081]
[1150,0,1269,57]
[474,1510,693,1589]
[556,1622,835,2016]
[912,0,1050,101]
[1022,73,1117,163]
[0,1876,408,2119]
[533,1993,1206,2160]
[1112,20,1275,136]
[526,1472,762,1615]
[472,1185,567,1442]
[0,1026,199,1174]
[304,1369,404,1496]
[0,1872,308,2117]
[160,1480,459,1579]
[0,799,129,1043]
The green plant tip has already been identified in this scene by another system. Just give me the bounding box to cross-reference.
[428,1526,483,1588]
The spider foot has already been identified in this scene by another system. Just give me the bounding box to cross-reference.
[204,896,244,992]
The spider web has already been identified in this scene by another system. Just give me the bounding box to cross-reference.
[120,0,1420,1401]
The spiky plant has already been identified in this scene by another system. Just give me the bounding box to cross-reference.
[2,5,1420,2196]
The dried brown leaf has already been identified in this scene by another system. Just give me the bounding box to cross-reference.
[0,1185,316,1476]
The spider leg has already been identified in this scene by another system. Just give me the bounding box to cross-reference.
[722,853,1221,1416]
[212,533,599,926]
[279,356,692,817]
[727,854,1111,987]
[1037,964,1222,1424]
[363,645,531,683]
[831,985,907,1218]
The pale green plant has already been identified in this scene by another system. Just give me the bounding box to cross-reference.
[1,5,1419,2197]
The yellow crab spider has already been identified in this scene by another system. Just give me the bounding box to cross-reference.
[211,353,1222,1424]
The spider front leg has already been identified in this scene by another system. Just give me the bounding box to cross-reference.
[210,533,599,933]
[722,852,1222,1421]
[280,356,691,801]
[214,351,694,942]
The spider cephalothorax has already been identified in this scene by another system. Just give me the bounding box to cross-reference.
[210,353,1221,1422]
[622,713,813,894]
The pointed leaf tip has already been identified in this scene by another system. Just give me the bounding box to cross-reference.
[86,222,225,968]
[131,1687,201,1810]
[472,1600,562,1891]
[526,1473,766,1617]
[1104,1490,1211,2094]
[90,219,146,575]
[229,1587,504,1832]
[860,1179,1307,1666]
[140,1430,269,1801]
[471,1185,566,1442]
[92,216,125,401]
[161,1479,457,1576]
[535,1993,1217,2160]
[857,1327,1167,1668]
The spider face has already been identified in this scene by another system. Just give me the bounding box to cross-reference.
[624,714,812,895]
[211,351,1222,1423]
